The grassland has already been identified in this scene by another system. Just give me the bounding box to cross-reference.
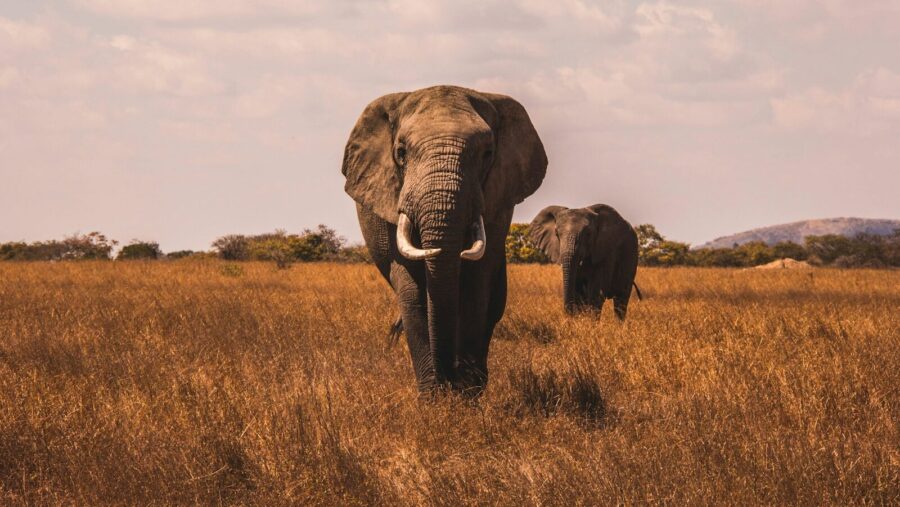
[0,261,897,505]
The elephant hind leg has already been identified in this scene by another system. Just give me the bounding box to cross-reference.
[612,294,630,320]
[611,271,636,321]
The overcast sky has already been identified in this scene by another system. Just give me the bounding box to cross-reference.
[2,1,898,250]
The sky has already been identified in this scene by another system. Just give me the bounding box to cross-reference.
[1,0,899,251]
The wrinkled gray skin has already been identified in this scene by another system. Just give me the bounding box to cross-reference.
[530,204,640,319]
[342,86,547,396]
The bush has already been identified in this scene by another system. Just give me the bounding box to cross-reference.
[0,241,28,261]
[165,250,197,259]
[642,240,691,267]
[635,224,665,254]
[506,223,548,264]
[805,234,854,264]
[635,224,691,267]
[117,241,162,260]
[772,241,807,261]
[0,232,116,261]
[687,247,744,267]
[247,233,296,268]
[212,235,250,260]
[334,244,372,263]
[211,225,346,265]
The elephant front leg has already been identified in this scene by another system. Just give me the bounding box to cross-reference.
[454,260,506,397]
[390,261,438,393]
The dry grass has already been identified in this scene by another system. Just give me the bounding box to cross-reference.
[0,261,897,505]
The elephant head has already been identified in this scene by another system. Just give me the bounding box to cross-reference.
[342,85,546,387]
[530,205,610,313]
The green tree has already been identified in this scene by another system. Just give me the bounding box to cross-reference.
[687,248,743,267]
[734,241,775,266]
[335,244,372,263]
[0,233,115,261]
[505,223,548,263]
[165,250,197,259]
[0,241,28,260]
[634,224,664,253]
[642,239,690,266]
[293,225,345,261]
[883,230,900,267]
[634,224,690,266]
[212,235,249,260]
[805,234,854,264]
[772,241,807,261]
[117,241,162,260]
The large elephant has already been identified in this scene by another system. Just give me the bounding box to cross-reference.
[341,85,547,395]
[529,204,641,319]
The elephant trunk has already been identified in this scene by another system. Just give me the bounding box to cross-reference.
[423,251,461,388]
[403,147,482,390]
[560,235,579,314]
[418,178,469,389]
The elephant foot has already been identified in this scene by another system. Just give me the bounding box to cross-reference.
[452,361,488,398]
[566,303,601,318]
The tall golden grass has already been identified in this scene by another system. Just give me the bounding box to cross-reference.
[0,261,897,504]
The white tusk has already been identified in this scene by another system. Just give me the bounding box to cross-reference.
[460,215,486,261]
[396,213,441,260]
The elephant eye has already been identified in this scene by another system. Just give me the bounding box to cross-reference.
[395,144,407,167]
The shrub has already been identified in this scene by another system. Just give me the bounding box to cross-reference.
[117,241,162,260]
[166,250,197,259]
[247,233,296,268]
[634,224,691,267]
[688,247,744,267]
[635,224,665,253]
[0,232,117,261]
[506,223,548,264]
[642,240,691,267]
[335,244,372,263]
[772,241,807,261]
[0,241,28,260]
[211,226,346,265]
[212,235,249,260]
[805,234,854,264]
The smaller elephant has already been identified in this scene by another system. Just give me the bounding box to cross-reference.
[530,204,641,319]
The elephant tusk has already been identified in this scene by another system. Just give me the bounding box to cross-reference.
[397,213,441,260]
[460,215,486,261]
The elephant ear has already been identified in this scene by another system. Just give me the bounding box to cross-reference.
[529,205,567,263]
[481,93,548,220]
[341,92,409,224]
[587,205,628,260]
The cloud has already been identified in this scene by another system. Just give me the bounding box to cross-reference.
[0,66,21,88]
[70,0,324,21]
[0,16,51,48]
[2,0,898,249]
[156,27,364,61]
[772,68,900,132]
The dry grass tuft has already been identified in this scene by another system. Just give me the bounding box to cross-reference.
[0,261,897,504]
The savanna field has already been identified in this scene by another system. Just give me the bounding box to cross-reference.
[0,261,897,505]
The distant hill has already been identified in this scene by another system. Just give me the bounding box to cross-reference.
[697,218,900,249]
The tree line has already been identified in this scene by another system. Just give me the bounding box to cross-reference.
[3,223,899,268]
[0,226,370,266]
[505,223,900,268]
[629,224,900,268]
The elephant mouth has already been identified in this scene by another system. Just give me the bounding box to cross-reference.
[396,213,486,261]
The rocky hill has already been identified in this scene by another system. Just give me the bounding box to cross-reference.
[697,217,900,249]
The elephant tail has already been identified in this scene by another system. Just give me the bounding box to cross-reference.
[386,315,404,348]
[632,282,643,301]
